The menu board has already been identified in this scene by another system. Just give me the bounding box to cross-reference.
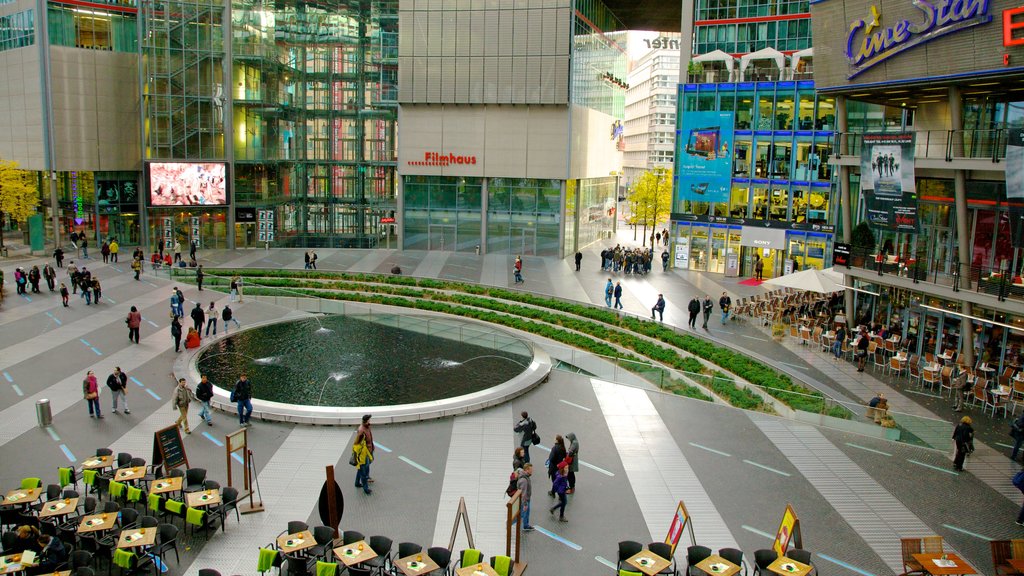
[152,425,189,472]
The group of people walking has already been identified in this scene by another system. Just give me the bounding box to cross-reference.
[511,411,580,529]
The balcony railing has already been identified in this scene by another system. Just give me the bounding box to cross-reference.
[834,129,1006,162]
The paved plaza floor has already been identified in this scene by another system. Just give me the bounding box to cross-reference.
[0,227,1021,576]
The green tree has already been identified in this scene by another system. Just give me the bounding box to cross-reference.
[0,159,40,249]
[627,168,672,246]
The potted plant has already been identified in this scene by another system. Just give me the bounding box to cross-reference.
[850,221,876,267]
[688,61,704,82]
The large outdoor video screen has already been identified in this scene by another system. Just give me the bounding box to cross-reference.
[149,162,227,206]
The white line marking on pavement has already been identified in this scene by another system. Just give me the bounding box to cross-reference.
[398,456,432,474]
[60,444,76,462]
[845,443,893,457]
[995,442,1015,450]
[2,372,11,383]
[46,427,60,441]
[741,334,766,341]
[534,526,581,550]
[11,385,23,396]
[130,377,145,388]
[688,442,732,457]
[146,389,162,400]
[374,443,393,453]
[779,362,809,371]
[534,444,614,476]
[741,525,773,539]
[743,459,791,476]
[941,524,992,541]
[559,399,592,411]
[908,459,959,475]
[595,556,616,569]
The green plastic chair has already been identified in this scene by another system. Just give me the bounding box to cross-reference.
[83,470,97,485]
[164,499,185,524]
[148,493,162,513]
[490,555,512,576]
[58,467,74,488]
[109,480,126,499]
[257,548,279,573]
[20,477,41,489]
[315,561,337,576]
[113,549,136,570]
[185,507,205,526]
[126,486,143,505]
[460,549,482,568]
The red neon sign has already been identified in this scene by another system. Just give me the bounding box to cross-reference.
[1004,6,1024,46]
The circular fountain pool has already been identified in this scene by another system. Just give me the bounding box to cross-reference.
[181,312,550,425]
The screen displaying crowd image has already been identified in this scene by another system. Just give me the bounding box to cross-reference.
[870,145,902,197]
[150,162,227,206]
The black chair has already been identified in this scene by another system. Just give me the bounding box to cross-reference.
[308,526,336,560]
[62,489,80,499]
[168,469,185,479]
[96,448,113,457]
[101,501,120,514]
[116,453,133,468]
[787,549,815,576]
[219,487,240,524]
[618,541,643,571]
[283,521,309,537]
[184,468,207,493]
[76,567,96,576]
[129,457,147,468]
[426,547,452,575]
[139,515,159,529]
[1,531,17,553]
[395,542,420,560]
[686,546,712,576]
[70,549,94,571]
[719,548,747,576]
[649,542,678,576]
[203,480,220,491]
[343,531,366,546]
[753,549,778,576]
[154,523,180,566]
[363,535,392,574]
[198,570,222,576]
[120,508,140,528]
[82,496,98,514]
[33,484,62,511]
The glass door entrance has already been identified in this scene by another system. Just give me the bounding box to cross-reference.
[429,224,456,251]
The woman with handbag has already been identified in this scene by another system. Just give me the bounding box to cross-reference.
[82,370,102,419]
[547,435,567,496]
[565,432,580,493]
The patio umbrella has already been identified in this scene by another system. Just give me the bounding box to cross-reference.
[762,267,843,294]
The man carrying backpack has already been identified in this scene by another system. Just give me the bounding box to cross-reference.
[514,411,537,463]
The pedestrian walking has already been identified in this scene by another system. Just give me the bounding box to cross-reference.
[547,435,567,494]
[513,256,524,284]
[233,373,253,426]
[67,262,78,293]
[101,241,110,263]
[43,264,56,292]
[175,287,185,316]
[702,295,713,330]
[604,278,614,307]
[304,251,311,270]
[514,411,537,463]
[548,465,569,522]
[131,258,142,280]
[170,290,181,319]
[719,291,732,323]
[173,240,182,263]
[191,302,205,332]
[565,432,579,493]
[311,251,317,270]
[574,251,582,271]
[126,306,142,343]
[687,296,700,329]
[79,279,91,305]
[613,281,624,309]
[517,463,534,531]
[172,377,193,434]
[28,266,40,293]
[661,250,669,271]
[233,275,244,302]
[53,247,64,268]
[230,276,240,302]
[171,315,183,352]
[222,304,240,332]
[196,265,205,291]
[856,327,870,371]
[663,228,670,246]
[952,416,974,471]
[109,239,119,263]
[513,447,526,472]
[196,374,214,426]
[80,237,89,259]
[651,294,666,321]
[59,283,69,307]
[83,370,102,418]
[754,254,764,281]
[354,414,375,494]
[189,239,197,261]
[70,231,79,256]
[205,301,218,337]
[91,278,102,304]
[107,367,130,414]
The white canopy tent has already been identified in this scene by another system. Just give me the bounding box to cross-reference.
[739,47,786,80]
[789,47,813,79]
[693,50,737,81]
[762,267,843,294]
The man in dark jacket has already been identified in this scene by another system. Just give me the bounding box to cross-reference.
[107,367,129,415]
[195,374,214,426]
[687,297,700,329]
[234,374,253,426]
[514,411,536,463]
[191,302,206,332]
[574,251,583,271]
[613,281,624,310]
[651,294,666,321]
[702,295,713,330]
[719,291,732,323]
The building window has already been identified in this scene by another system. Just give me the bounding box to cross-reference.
[76,14,111,50]
[0,9,34,52]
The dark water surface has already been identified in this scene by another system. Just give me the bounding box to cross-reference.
[196,315,532,406]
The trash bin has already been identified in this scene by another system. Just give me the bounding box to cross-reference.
[36,398,52,427]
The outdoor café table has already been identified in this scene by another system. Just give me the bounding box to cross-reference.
[1009,558,1024,573]
[149,477,182,495]
[39,498,78,519]
[278,530,316,555]
[912,553,975,575]
[113,467,146,483]
[80,456,112,470]
[117,527,157,549]
[0,552,38,575]
[696,554,741,576]
[1,488,41,507]
[77,513,117,533]
[455,564,500,576]
[978,365,997,377]
[627,549,672,576]
[767,556,813,576]
[394,552,440,576]
[333,542,377,567]
[185,490,221,508]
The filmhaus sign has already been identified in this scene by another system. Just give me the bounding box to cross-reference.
[845,0,993,78]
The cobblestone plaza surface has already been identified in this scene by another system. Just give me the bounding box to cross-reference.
[0,230,1019,575]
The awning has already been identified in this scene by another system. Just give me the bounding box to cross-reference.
[790,47,813,79]
[739,47,786,76]
[762,267,843,294]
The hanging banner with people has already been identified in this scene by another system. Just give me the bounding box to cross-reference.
[1005,126,1024,247]
[676,111,735,204]
[860,133,918,232]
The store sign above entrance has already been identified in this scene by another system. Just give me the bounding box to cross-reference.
[845,0,993,78]
[407,151,477,167]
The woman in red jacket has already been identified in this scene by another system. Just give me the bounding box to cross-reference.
[82,370,102,418]
[126,306,142,344]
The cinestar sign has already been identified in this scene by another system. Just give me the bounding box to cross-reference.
[407,152,478,166]
[845,0,993,78]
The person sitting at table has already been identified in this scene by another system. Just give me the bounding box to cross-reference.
[184,327,201,349]
[29,534,67,575]
[9,525,41,555]
[868,393,885,408]
[856,328,870,372]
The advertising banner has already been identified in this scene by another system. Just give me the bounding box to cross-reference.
[860,133,918,232]
[663,501,695,555]
[1006,126,1024,247]
[772,504,801,556]
[676,111,735,204]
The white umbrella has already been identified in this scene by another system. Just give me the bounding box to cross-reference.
[762,267,843,294]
